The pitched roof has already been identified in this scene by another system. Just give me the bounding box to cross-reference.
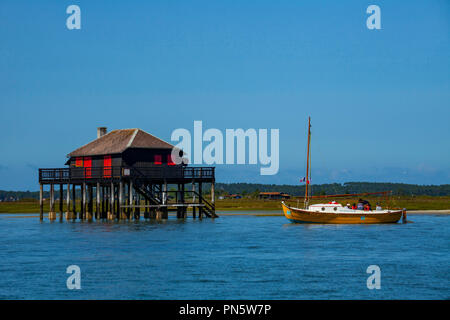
[68,129,175,157]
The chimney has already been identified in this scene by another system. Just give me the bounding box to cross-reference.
[97,127,107,139]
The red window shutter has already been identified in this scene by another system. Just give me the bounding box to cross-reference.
[167,154,175,165]
[84,157,92,178]
[103,155,111,178]
[75,157,83,167]
[154,155,162,165]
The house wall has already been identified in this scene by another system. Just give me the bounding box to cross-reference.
[68,154,122,168]
[67,148,183,168]
[122,148,181,167]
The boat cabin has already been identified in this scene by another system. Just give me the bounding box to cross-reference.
[308,203,345,213]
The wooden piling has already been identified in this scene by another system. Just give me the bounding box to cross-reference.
[198,182,203,219]
[119,181,124,219]
[39,183,43,221]
[59,184,63,220]
[144,184,149,218]
[135,193,140,220]
[87,184,93,220]
[108,182,114,220]
[96,182,100,220]
[65,183,71,220]
[192,181,196,218]
[81,182,86,220]
[49,184,56,220]
[162,181,167,205]
[181,183,186,218]
[72,184,76,219]
[129,181,133,220]
[101,186,105,219]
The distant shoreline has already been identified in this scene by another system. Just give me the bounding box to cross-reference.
[1,211,449,219]
[1,197,449,214]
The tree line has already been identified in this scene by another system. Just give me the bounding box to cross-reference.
[213,182,450,197]
[1,182,449,201]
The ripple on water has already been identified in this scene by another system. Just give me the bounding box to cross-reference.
[0,213,448,299]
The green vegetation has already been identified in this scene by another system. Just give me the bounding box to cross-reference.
[2,182,450,202]
[1,182,449,213]
[213,182,450,197]
[1,195,449,213]
[215,196,450,211]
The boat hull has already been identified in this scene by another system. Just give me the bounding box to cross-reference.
[281,202,403,224]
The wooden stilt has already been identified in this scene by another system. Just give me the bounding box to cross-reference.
[49,184,55,220]
[96,182,100,220]
[199,182,203,219]
[144,197,149,219]
[162,181,167,205]
[176,184,181,218]
[87,184,93,220]
[39,183,44,221]
[129,181,133,220]
[135,193,140,220]
[192,181,196,218]
[101,186,105,219]
[211,181,215,205]
[114,184,118,218]
[181,183,186,218]
[65,183,71,220]
[109,182,114,220]
[59,184,63,221]
[72,184,76,219]
[82,182,86,220]
[119,181,124,220]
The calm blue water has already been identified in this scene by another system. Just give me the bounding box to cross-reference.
[0,212,448,299]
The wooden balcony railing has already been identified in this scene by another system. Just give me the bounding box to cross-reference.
[38,166,215,183]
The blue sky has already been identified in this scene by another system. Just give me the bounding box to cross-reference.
[0,0,449,190]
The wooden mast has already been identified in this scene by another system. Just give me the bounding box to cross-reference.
[304,117,311,208]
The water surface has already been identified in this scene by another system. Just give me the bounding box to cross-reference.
[0,212,448,299]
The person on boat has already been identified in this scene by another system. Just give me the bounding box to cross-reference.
[360,199,372,210]
[364,204,370,211]
[344,203,351,209]
[357,199,364,210]
[351,203,357,210]
[376,203,382,211]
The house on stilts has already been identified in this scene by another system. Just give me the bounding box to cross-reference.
[38,127,217,221]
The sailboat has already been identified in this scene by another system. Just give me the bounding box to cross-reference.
[281,117,404,224]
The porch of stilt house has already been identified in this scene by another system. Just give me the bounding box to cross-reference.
[38,166,217,221]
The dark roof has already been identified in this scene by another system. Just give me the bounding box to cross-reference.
[68,129,175,157]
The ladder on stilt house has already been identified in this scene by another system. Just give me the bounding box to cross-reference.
[192,190,217,218]
[127,166,217,218]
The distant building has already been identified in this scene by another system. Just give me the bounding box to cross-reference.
[225,194,242,199]
[258,192,290,200]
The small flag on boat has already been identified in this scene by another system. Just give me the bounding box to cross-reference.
[300,177,306,182]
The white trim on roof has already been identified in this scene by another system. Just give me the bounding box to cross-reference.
[127,129,139,148]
